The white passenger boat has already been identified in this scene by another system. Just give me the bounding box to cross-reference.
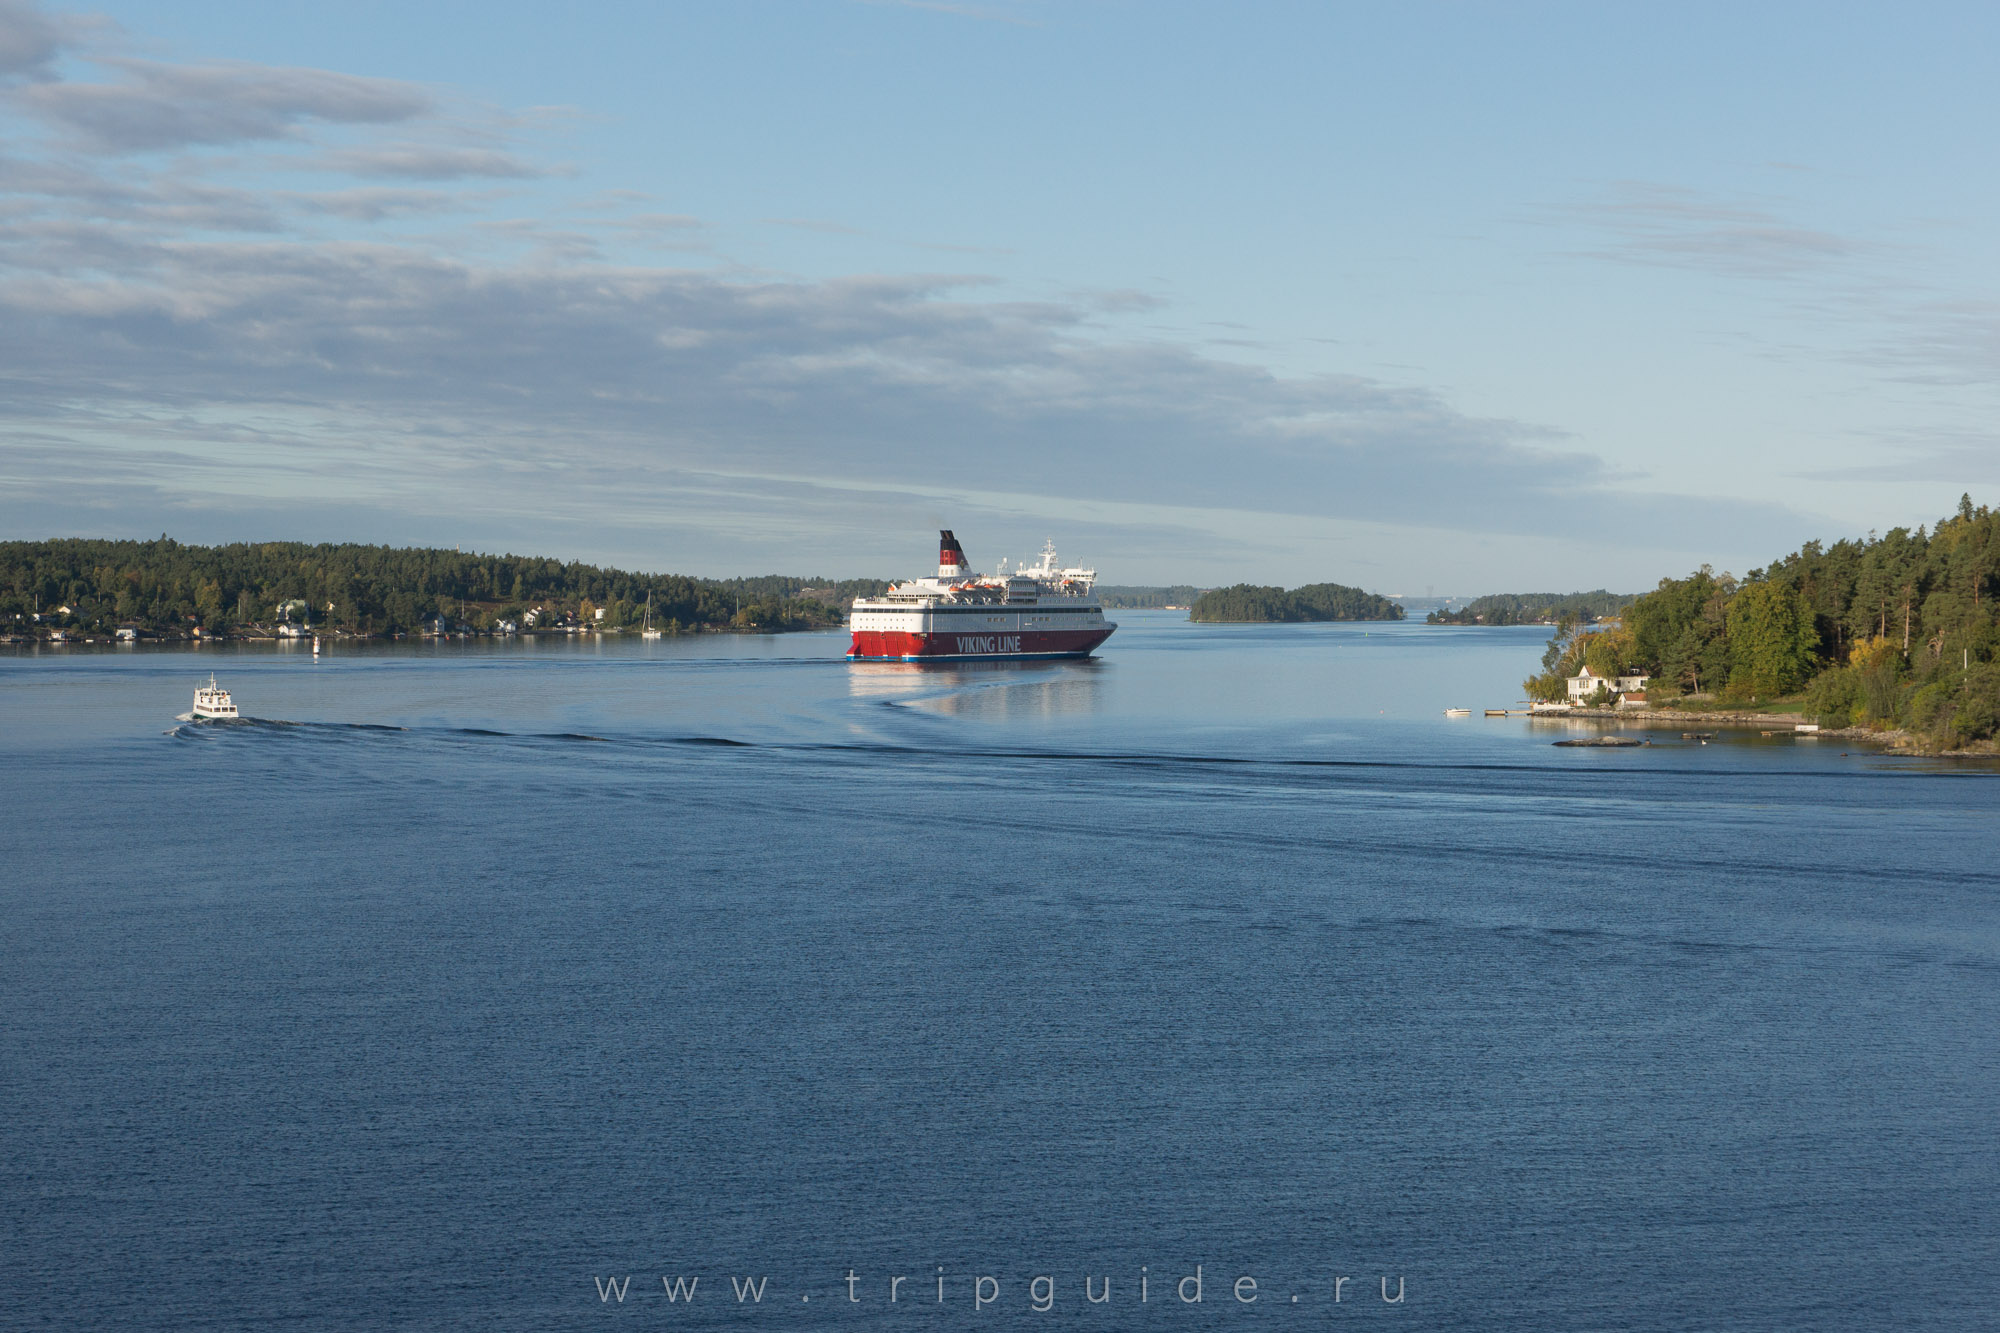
[192,674,238,719]
[848,531,1115,660]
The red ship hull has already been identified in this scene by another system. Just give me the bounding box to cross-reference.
[847,626,1114,660]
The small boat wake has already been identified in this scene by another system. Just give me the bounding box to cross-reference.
[167,716,397,738]
[165,717,619,744]
[171,714,276,736]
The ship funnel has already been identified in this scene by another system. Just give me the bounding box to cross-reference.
[938,530,969,578]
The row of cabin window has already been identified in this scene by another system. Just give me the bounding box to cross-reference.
[857,607,1098,616]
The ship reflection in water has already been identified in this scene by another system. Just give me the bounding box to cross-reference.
[845,657,1106,721]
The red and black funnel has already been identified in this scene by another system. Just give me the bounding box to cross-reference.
[938,530,968,570]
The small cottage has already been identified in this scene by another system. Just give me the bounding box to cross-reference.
[1567,666,1650,702]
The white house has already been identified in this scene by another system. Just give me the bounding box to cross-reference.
[1567,666,1650,702]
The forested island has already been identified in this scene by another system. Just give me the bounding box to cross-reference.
[0,538,888,639]
[1189,582,1403,623]
[1524,494,2000,748]
[1428,590,1633,625]
[1097,584,1205,609]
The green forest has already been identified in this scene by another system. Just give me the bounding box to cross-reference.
[1427,590,1634,625]
[0,538,889,638]
[1097,584,1205,609]
[1523,495,2000,745]
[1189,582,1404,623]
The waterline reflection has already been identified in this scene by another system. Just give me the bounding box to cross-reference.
[846,657,1107,721]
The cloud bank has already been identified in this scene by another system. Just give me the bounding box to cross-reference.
[0,1,1806,583]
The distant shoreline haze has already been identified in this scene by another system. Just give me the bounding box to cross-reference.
[0,537,889,639]
[2,538,1401,637]
[1427,591,1637,626]
[1095,585,1205,609]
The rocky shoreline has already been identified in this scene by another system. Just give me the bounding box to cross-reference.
[1556,706,1806,727]
[1548,707,1998,759]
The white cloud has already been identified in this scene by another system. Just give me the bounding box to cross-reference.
[0,1,1821,586]
[1572,181,1855,280]
[0,0,65,79]
[288,187,477,222]
[317,144,551,181]
[0,219,1801,558]
[15,58,431,151]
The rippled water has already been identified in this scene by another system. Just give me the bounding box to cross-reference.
[4,614,1996,1330]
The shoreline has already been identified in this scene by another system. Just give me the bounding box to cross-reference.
[0,624,839,647]
[1557,706,1805,727]
[1546,707,1999,759]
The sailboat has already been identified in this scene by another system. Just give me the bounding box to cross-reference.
[641,592,663,640]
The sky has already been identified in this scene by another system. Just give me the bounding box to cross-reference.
[2,0,1997,591]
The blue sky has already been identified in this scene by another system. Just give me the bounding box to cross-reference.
[3,1,1996,589]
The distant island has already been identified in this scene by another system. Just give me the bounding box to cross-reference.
[1189,582,1404,623]
[1521,493,1999,751]
[1427,590,1634,625]
[1097,584,1205,610]
[0,537,888,640]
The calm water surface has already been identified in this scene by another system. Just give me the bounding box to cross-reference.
[3,614,1996,1330]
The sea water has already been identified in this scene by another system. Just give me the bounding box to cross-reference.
[3,613,1996,1330]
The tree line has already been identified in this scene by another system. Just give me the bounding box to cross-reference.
[1097,585,1205,609]
[1189,582,1404,623]
[0,538,889,637]
[1521,495,2000,744]
[1427,590,1633,625]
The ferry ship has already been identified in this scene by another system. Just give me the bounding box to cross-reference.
[848,532,1116,661]
[191,674,238,719]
